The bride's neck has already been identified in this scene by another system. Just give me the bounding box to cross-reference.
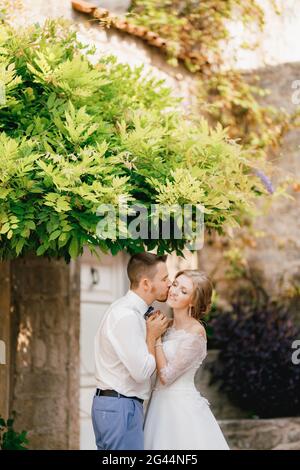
[172,308,190,328]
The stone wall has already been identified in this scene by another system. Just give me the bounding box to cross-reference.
[196,351,300,450]
[0,255,80,450]
[219,417,300,450]
[245,62,300,304]
[199,62,300,322]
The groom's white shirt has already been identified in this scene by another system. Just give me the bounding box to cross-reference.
[94,289,156,400]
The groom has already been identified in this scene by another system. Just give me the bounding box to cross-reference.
[92,252,171,450]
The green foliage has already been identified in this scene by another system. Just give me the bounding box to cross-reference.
[128,1,291,161]
[0,412,29,450]
[129,0,266,65]
[0,20,272,261]
[199,70,290,161]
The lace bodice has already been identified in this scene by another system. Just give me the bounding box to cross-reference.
[154,326,207,392]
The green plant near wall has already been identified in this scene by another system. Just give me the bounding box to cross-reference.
[0,413,29,450]
[128,0,292,162]
[129,0,267,64]
[0,19,274,262]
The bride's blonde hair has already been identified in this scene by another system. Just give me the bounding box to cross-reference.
[175,269,213,321]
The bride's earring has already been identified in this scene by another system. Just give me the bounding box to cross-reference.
[188,305,192,317]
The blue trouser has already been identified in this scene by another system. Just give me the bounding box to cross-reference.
[91,394,144,450]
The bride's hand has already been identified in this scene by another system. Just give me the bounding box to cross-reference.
[153,312,173,331]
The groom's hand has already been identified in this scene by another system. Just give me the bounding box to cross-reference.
[149,310,169,321]
[149,309,162,319]
[152,310,172,328]
[149,310,171,331]
[146,312,169,339]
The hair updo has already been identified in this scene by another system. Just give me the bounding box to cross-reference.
[175,269,213,321]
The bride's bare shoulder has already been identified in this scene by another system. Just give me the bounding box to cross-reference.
[189,322,207,340]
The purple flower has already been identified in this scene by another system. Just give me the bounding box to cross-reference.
[253,168,274,194]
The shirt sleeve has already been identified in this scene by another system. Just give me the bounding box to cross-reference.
[108,312,156,383]
[160,334,207,386]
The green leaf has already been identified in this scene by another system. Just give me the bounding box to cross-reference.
[15,239,25,255]
[0,223,10,234]
[68,236,79,259]
[36,244,48,256]
[49,229,61,241]
[27,221,36,230]
[56,197,71,212]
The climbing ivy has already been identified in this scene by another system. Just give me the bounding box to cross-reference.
[128,0,291,161]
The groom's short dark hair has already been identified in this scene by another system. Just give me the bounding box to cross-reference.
[127,252,167,288]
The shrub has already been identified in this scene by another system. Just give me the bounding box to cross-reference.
[0,19,273,262]
[0,413,29,450]
[210,298,300,418]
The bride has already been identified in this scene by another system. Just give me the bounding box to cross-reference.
[143,269,229,450]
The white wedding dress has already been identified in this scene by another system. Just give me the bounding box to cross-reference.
[143,326,229,450]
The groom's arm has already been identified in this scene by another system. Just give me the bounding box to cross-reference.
[108,312,157,383]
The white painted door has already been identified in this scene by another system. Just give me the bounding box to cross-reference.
[79,249,129,450]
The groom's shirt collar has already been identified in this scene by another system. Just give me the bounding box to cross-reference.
[125,289,150,315]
